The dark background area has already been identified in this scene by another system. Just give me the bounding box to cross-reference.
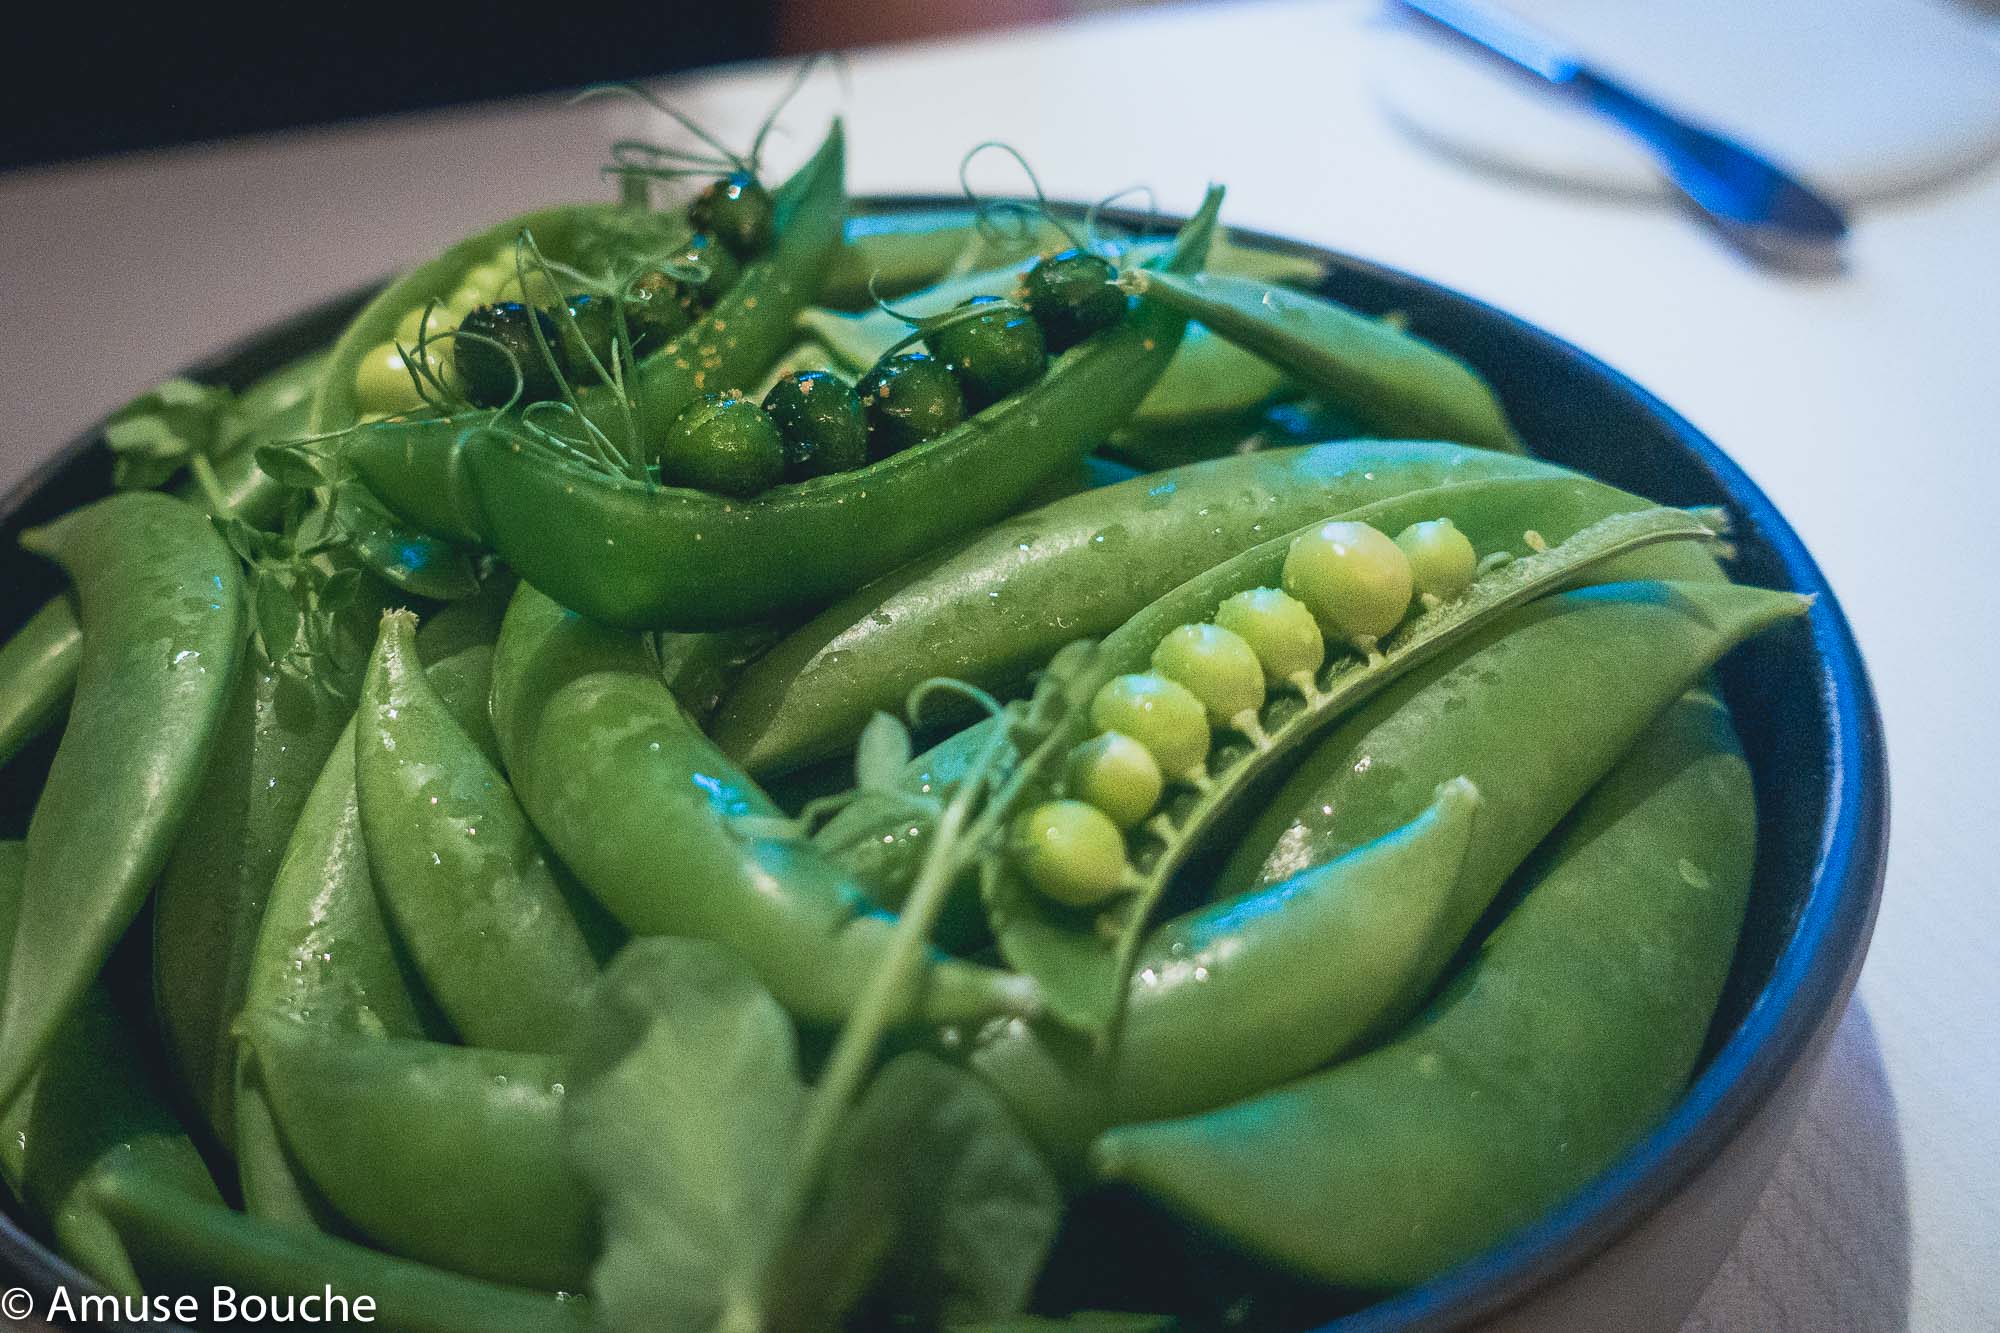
[6,6,779,171]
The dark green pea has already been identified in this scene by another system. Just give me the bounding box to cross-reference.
[626,269,696,354]
[856,352,967,459]
[762,371,869,480]
[673,232,742,308]
[689,173,776,258]
[657,394,785,498]
[454,302,565,407]
[557,293,619,375]
[927,296,1047,408]
[1021,248,1125,351]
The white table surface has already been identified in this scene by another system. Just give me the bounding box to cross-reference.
[2,2,1995,1328]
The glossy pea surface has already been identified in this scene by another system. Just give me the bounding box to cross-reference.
[1023,248,1124,351]
[690,173,776,257]
[927,296,1047,407]
[657,394,786,497]
[1398,517,1478,601]
[1088,674,1210,782]
[1215,587,1325,688]
[762,370,869,479]
[1016,800,1129,908]
[857,351,968,457]
[1065,732,1164,830]
[454,303,564,407]
[1151,623,1266,726]
[1283,520,1414,645]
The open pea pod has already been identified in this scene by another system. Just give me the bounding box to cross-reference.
[245,1014,592,1291]
[461,189,1222,632]
[0,842,222,1298]
[339,122,849,548]
[1096,690,1758,1288]
[806,239,1290,436]
[982,507,1738,1036]
[1126,268,1525,453]
[97,1172,588,1332]
[712,440,1573,777]
[489,582,1038,1028]
[0,493,245,1109]
[970,777,1478,1161]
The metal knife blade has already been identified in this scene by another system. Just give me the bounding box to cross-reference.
[1396,0,1849,267]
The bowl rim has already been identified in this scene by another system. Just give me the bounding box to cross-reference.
[0,194,1888,1333]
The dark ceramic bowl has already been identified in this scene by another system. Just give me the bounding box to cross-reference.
[0,199,1887,1332]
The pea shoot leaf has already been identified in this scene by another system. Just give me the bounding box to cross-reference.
[102,378,240,491]
[767,1054,1061,1332]
[252,569,304,662]
[564,938,806,1333]
[253,441,330,490]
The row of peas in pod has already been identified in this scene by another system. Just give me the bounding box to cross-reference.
[355,173,776,415]
[653,248,1127,498]
[1015,516,1480,907]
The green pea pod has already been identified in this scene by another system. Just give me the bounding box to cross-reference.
[709,442,1663,777]
[233,713,440,1231]
[1221,580,1803,1038]
[0,493,245,1109]
[1095,690,1757,1288]
[1126,269,1524,453]
[340,123,849,548]
[823,210,1079,306]
[984,508,1730,1034]
[461,189,1221,632]
[0,596,80,771]
[490,582,1038,1027]
[0,351,325,775]
[153,646,355,1149]
[809,238,1282,435]
[0,842,220,1297]
[96,1171,589,1332]
[971,777,1478,1159]
[245,1014,591,1291]
[356,609,600,1051]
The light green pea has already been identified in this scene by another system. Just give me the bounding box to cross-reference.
[1066,732,1165,830]
[1214,587,1326,693]
[1089,674,1211,784]
[1282,521,1413,649]
[1151,624,1267,730]
[1015,800,1131,908]
[1396,518,1478,603]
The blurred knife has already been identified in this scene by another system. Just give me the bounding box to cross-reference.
[1396,0,1850,267]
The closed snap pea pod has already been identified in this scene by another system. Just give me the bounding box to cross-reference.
[339,124,848,549]
[0,842,222,1298]
[1095,690,1757,1288]
[461,190,1222,632]
[1124,269,1524,453]
[971,778,1478,1160]
[0,596,80,772]
[233,715,440,1232]
[356,609,601,1051]
[986,508,1730,1034]
[0,493,245,1109]
[1220,580,1804,1041]
[490,583,1039,1026]
[0,350,326,775]
[96,1172,589,1333]
[712,440,1567,776]
[245,1015,591,1291]
[152,642,359,1149]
